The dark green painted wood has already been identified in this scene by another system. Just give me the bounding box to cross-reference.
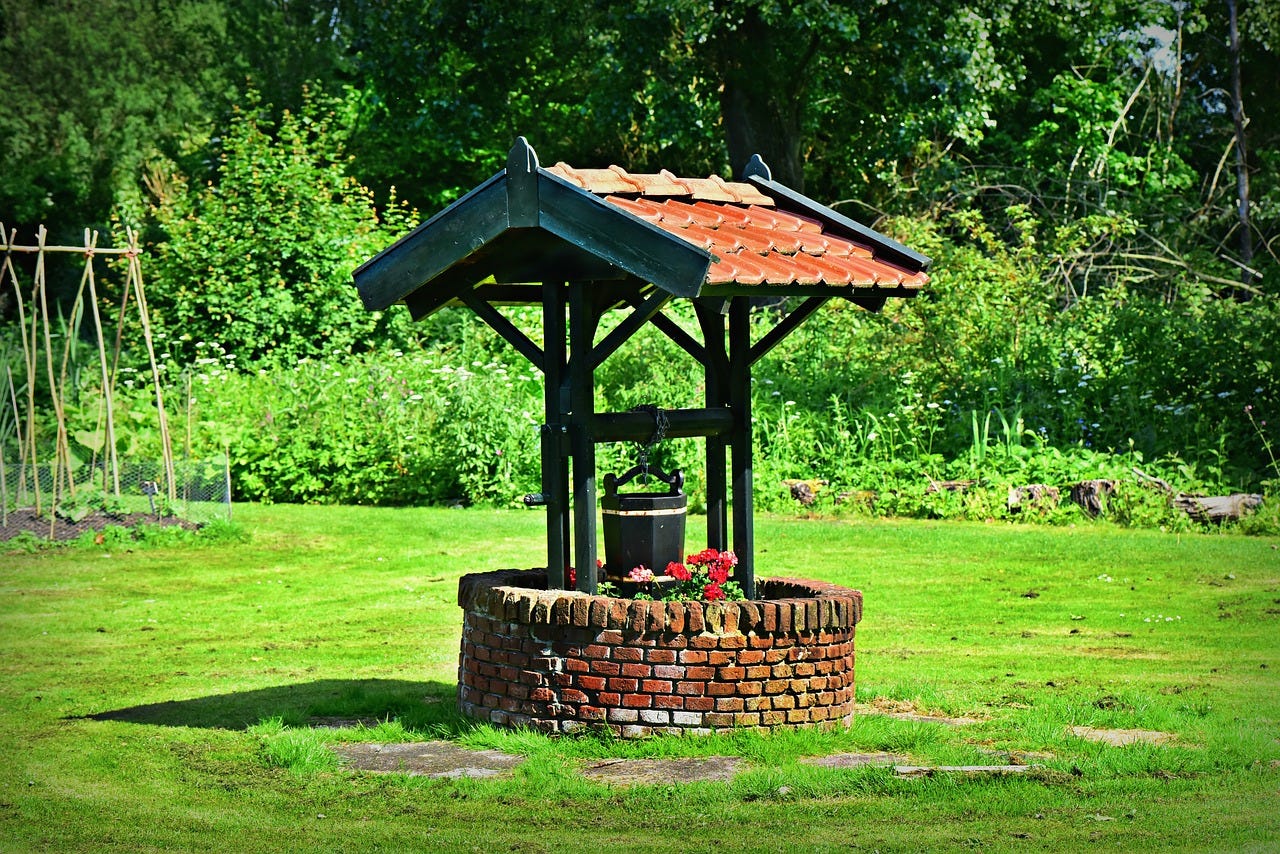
[729,297,754,598]
[352,174,508,311]
[590,289,670,370]
[642,305,707,364]
[403,264,486,320]
[590,407,733,443]
[697,304,730,553]
[747,297,829,367]
[506,137,540,228]
[568,281,600,594]
[541,281,569,587]
[539,174,711,298]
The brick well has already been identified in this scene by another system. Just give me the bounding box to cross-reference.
[456,569,863,737]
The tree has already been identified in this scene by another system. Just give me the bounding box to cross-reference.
[146,91,416,365]
[0,0,235,234]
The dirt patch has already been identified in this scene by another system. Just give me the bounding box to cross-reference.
[581,756,742,785]
[330,741,524,778]
[854,697,980,726]
[1,508,199,542]
[1068,726,1176,746]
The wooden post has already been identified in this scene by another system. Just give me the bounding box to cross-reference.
[568,281,600,593]
[728,297,754,598]
[541,281,569,587]
[697,303,730,552]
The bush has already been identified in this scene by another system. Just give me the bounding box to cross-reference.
[144,89,418,366]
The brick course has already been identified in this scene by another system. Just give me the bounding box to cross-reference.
[457,569,862,737]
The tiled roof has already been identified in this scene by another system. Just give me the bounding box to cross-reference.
[546,162,928,290]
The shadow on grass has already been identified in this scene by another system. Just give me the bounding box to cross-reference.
[75,678,471,733]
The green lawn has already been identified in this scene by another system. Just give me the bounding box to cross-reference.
[2,506,1278,852]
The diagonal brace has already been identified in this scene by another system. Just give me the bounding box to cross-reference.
[590,289,671,370]
[459,293,544,372]
[746,297,829,367]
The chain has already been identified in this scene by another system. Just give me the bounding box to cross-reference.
[631,404,668,474]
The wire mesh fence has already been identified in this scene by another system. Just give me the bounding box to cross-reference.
[1,456,231,541]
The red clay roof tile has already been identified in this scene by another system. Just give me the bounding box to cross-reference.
[563,160,928,290]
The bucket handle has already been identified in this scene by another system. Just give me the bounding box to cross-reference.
[604,465,683,497]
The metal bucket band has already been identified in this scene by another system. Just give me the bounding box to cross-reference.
[601,507,687,517]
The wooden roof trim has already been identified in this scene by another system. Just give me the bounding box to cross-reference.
[741,155,932,273]
[353,138,711,315]
[538,171,711,299]
[353,172,507,311]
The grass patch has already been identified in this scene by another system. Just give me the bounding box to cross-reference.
[2,505,1277,851]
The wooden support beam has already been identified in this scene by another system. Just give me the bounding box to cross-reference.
[459,293,544,371]
[591,289,670,370]
[747,297,829,367]
[568,281,600,594]
[636,298,707,365]
[404,265,484,320]
[729,297,755,598]
[697,304,730,552]
[541,282,569,587]
[590,407,733,443]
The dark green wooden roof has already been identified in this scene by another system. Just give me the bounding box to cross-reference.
[353,138,931,320]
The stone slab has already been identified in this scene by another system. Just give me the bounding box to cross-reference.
[581,756,742,785]
[800,752,907,769]
[331,741,524,778]
[1068,726,1175,746]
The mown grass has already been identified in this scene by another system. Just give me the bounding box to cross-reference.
[2,505,1278,852]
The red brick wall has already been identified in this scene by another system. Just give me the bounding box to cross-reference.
[456,570,863,737]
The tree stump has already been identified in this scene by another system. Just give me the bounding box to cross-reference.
[1070,479,1117,517]
[1007,484,1060,513]
[1173,493,1263,523]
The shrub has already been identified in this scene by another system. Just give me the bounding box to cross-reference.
[144,89,418,366]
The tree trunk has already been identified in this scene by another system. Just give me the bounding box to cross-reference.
[715,9,818,190]
[1227,0,1254,292]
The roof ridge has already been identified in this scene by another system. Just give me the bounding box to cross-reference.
[548,161,586,188]
[659,169,695,194]
[606,164,645,193]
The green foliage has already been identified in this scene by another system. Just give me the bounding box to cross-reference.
[248,718,340,775]
[145,89,418,365]
[173,336,543,506]
[0,0,235,233]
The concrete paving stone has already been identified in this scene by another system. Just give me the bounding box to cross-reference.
[799,752,907,768]
[581,756,742,785]
[330,741,524,778]
[1068,726,1176,746]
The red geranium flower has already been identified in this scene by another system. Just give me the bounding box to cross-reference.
[703,582,726,601]
[667,561,691,581]
[566,566,577,587]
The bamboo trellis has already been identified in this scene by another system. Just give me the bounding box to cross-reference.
[1,224,176,533]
